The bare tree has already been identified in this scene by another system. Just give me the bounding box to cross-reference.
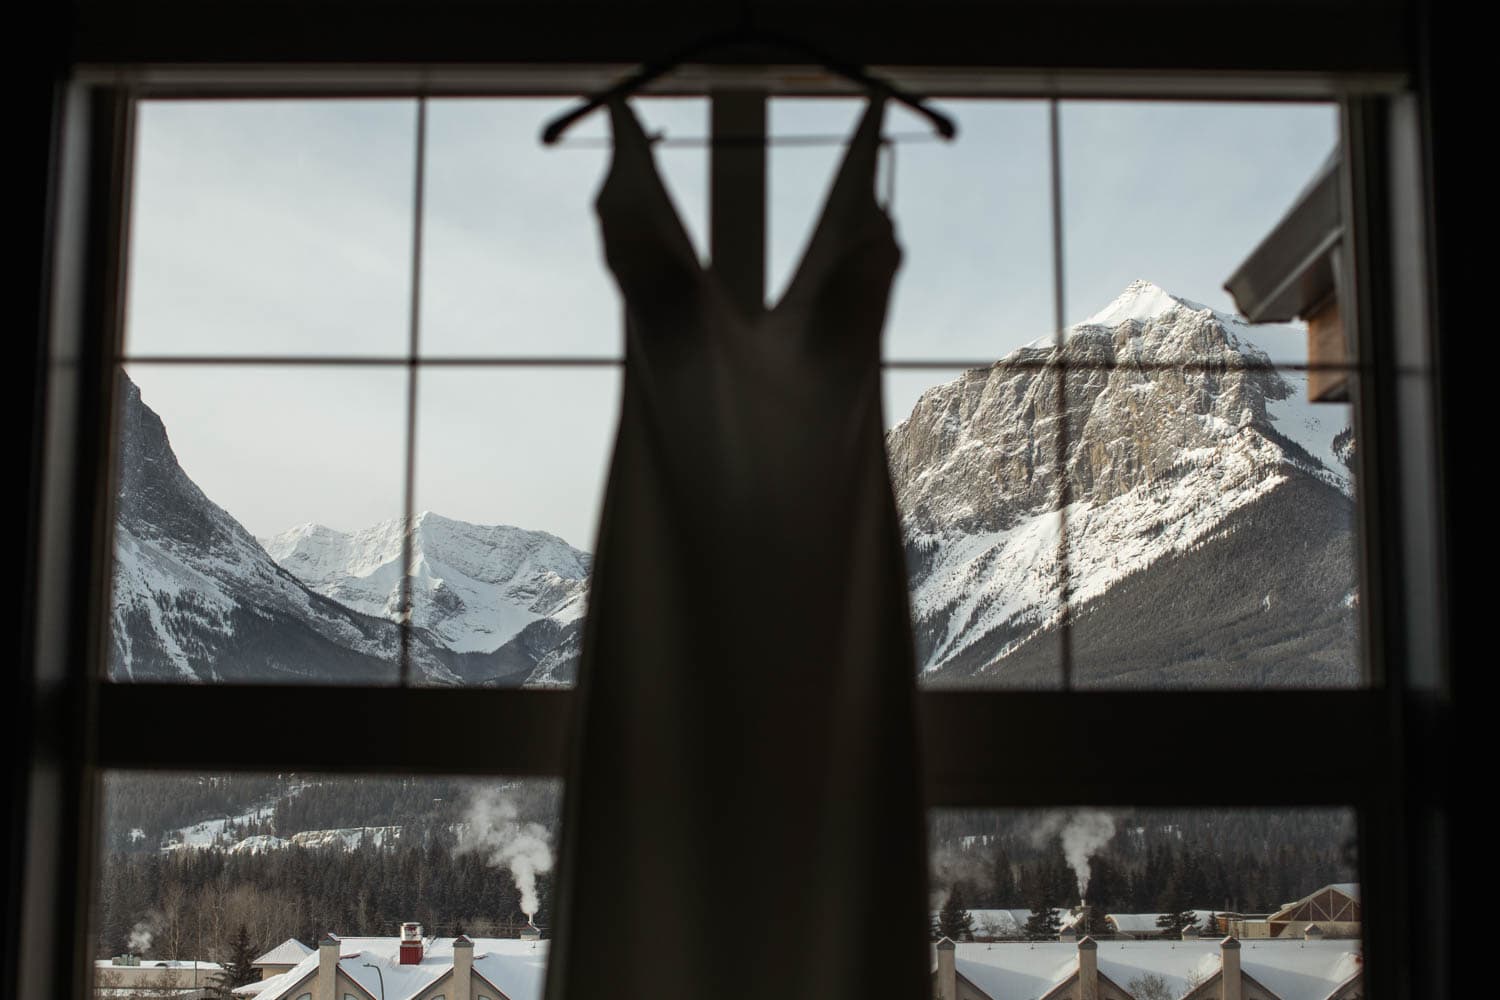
[1127,973,1174,1000]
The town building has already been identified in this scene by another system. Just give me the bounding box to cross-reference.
[235,929,545,1000]
[93,956,222,998]
[1227,885,1361,941]
[1104,912,1219,940]
[252,939,316,981]
[934,935,1362,1000]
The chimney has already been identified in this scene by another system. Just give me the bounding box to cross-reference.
[1078,936,1098,1000]
[452,936,473,1000]
[316,935,339,1000]
[936,937,957,1000]
[400,923,424,965]
[1220,937,1242,1000]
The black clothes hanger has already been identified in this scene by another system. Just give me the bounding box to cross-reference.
[540,27,958,145]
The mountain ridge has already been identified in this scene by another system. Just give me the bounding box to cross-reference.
[113,280,1357,688]
[888,280,1356,684]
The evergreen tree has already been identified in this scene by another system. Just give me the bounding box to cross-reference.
[1154,906,1199,938]
[1075,902,1110,937]
[937,884,976,942]
[988,842,1017,907]
[213,924,259,997]
[1023,885,1062,941]
[1043,838,1077,907]
[1085,855,1128,913]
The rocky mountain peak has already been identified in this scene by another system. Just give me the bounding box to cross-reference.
[260,512,591,656]
[889,282,1296,537]
[886,282,1356,683]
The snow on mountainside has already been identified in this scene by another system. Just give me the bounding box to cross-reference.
[260,514,589,655]
[111,377,582,687]
[888,280,1358,686]
[110,379,565,686]
[110,378,454,683]
[111,281,1354,690]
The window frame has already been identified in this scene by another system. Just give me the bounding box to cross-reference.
[17,55,1449,1000]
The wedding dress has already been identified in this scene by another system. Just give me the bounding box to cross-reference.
[546,94,928,1000]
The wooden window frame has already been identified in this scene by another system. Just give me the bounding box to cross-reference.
[13,13,1451,1000]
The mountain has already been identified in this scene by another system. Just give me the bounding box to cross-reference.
[112,280,1356,689]
[886,280,1358,687]
[109,380,548,686]
[261,516,589,653]
[260,514,590,684]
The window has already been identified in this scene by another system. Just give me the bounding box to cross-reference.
[14,21,1450,1000]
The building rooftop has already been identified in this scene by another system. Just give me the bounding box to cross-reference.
[251,938,314,968]
[939,939,1361,1000]
[250,936,548,1000]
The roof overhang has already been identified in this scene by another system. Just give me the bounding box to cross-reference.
[1224,152,1343,324]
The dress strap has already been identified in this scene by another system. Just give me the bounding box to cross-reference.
[773,94,891,314]
[597,99,702,269]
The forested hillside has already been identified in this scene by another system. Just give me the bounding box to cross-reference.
[96,776,1354,961]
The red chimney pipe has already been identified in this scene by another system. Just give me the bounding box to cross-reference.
[399,922,423,965]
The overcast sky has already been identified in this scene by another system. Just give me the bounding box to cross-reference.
[124,96,1336,548]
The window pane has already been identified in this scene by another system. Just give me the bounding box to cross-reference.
[888,354,1361,689]
[406,367,620,686]
[95,772,559,998]
[929,807,1361,997]
[771,98,1053,362]
[887,366,1064,690]
[895,100,1362,689]
[126,100,417,357]
[1067,370,1360,689]
[1060,100,1342,368]
[421,98,707,357]
[110,366,407,684]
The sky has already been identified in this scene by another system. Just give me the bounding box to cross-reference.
[123,96,1337,549]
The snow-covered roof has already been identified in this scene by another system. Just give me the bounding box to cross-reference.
[1240,939,1362,1000]
[949,942,1079,999]
[255,937,549,1000]
[95,959,223,970]
[1105,911,1216,934]
[234,970,295,996]
[943,940,1361,1000]
[1269,884,1362,922]
[252,938,314,967]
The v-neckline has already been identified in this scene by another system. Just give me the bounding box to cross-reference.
[604,96,890,325]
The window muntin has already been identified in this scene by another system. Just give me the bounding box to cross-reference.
[90,83,1392,995]
[108,94,1366,690]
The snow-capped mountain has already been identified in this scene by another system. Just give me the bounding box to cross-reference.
[109,380,557,686]
[887,280,1358,687]
[111,280,1356,689]
[112,378,422,682]
[261,515,590,655]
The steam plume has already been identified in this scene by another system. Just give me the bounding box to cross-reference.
[128,918,156,955]
[456,790,554,921]
[1029,810,1117,899]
